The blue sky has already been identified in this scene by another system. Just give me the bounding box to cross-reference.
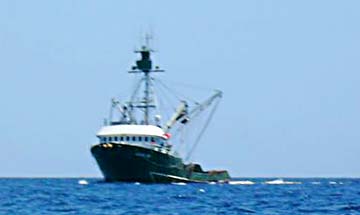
[0,0,359,177]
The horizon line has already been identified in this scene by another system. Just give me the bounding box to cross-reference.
[0,176,359,179]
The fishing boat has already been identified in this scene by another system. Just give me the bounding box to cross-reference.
[91,40,230,183]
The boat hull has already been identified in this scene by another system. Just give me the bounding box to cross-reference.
[91,143,187,182]
[91,143,230,183]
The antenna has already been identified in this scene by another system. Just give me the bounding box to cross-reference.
[145,33,153,49]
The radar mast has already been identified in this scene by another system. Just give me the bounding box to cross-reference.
[129,34,164,125]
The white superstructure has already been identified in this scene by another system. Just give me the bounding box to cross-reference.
[97,124,166,138]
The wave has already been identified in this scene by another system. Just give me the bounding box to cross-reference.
[78,179,89,185]
[172,182,187,186]
[329,181,343,185]
[228,180,255,185]
[311,182,321,185]
[264,179,301,185]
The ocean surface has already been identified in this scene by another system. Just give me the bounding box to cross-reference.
[0,178,359,215]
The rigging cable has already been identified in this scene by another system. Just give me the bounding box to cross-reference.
[185,97,221,161]
[154,78,199,104]
[158,78,213,92]
[152,78,180,112]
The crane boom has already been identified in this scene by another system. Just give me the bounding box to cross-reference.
[164,101,188,132]
[164,90,222,132]
[189,90,222,117]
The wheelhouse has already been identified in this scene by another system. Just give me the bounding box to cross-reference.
[96,124,171,151]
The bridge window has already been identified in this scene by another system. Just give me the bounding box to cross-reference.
[139,136,142,141]
[144,137,148,142]
[126,136,130,141]
[132,136,136,141]
[114,136,118,141]
[108,137,112,142]
[120,136,124,141]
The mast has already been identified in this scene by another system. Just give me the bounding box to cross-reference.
[144,72,149,124]
[143,34,152,124]
[129,41,164,125]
